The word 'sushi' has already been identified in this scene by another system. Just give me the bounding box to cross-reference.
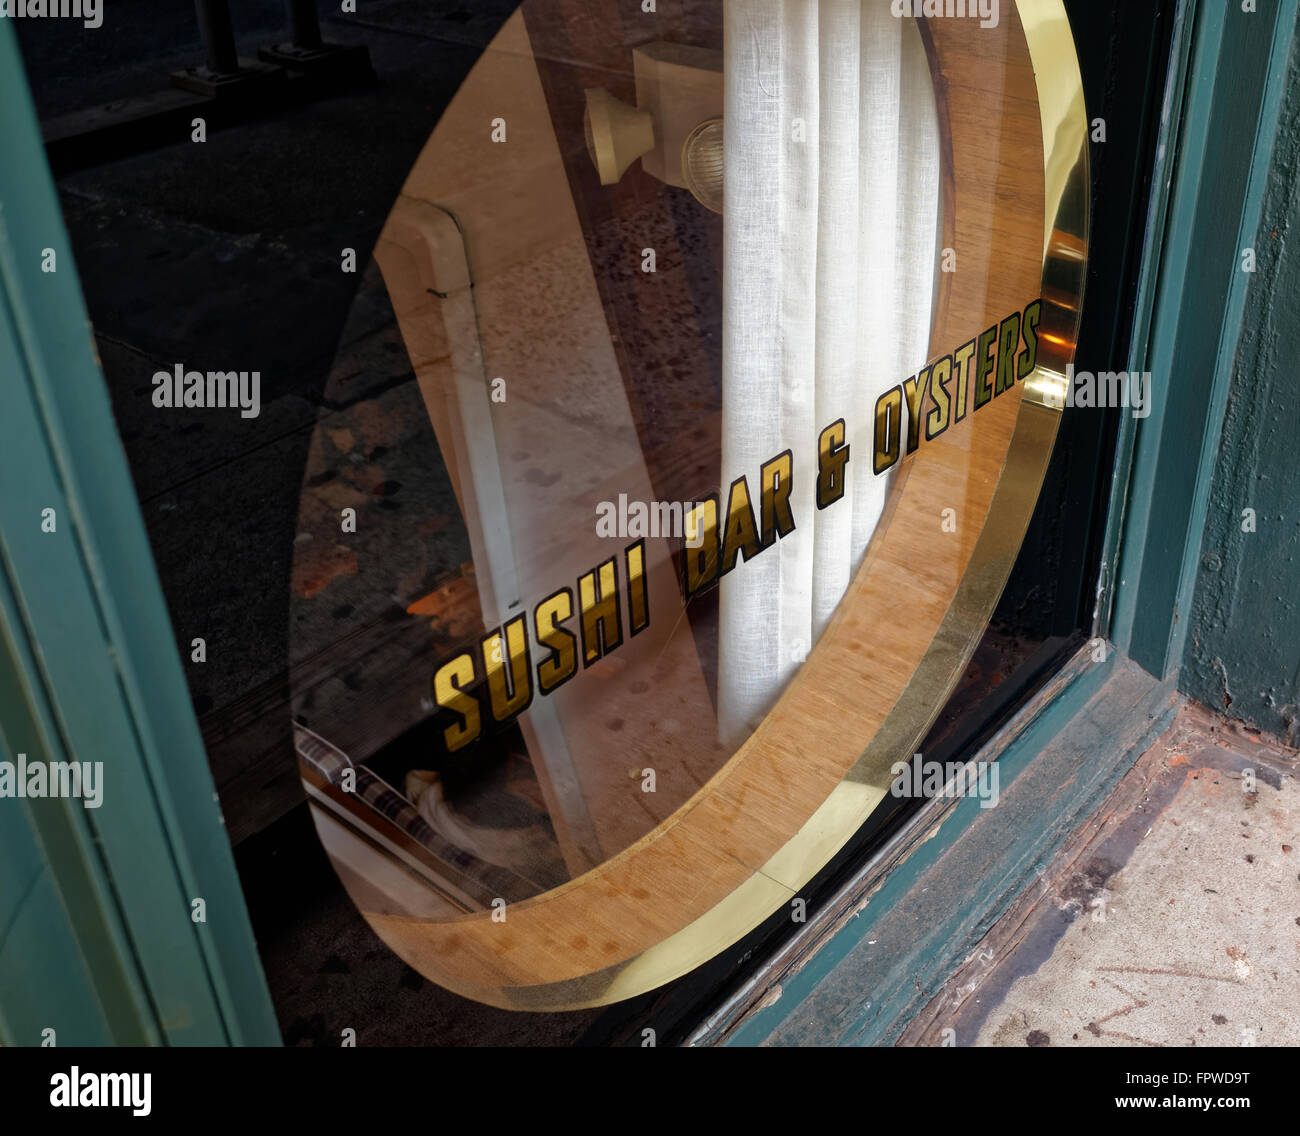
[428,300,1044,757]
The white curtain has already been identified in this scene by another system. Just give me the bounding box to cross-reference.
[718,0,941,746]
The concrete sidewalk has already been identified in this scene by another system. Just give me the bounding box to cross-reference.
[901,704,1300,1048]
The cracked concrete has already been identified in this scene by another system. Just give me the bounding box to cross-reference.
[901,704,1300,1047]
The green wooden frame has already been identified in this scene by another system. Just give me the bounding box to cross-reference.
[0,28,280,1046]
[1106,0,1300,678]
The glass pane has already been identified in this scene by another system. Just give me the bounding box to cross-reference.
[286,0,1085,1007]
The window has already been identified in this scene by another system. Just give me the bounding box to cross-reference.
[5,0,1174,1044]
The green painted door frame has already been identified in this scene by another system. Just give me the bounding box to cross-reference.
[0,0,1295,1046]
[1106,0,1300,679]
[0,29,279,1046]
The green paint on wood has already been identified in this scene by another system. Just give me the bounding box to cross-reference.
[0,23,280,1045]
[721,656,1179,1047]
[1118,0,1297,679]
[1182,22,1300,745]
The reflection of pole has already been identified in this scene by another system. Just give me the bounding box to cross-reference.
[194,0,239,75]
[286,0,323,50]
[257,0,373,87]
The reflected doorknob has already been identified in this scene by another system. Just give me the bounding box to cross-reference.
[584,88,656,185]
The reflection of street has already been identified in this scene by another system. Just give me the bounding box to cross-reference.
[19,0,602,1045]
[26,4,518,847]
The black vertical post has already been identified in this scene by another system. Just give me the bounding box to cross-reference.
[286,0,324,49]
[193,0,240,74]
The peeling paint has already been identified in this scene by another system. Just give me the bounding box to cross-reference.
[1183,34,1300,747]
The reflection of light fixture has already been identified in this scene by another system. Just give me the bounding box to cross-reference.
[584,88,655,185]
[584,42,724,203]
[681,117,724,213]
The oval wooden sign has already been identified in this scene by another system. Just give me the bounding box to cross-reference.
[291,0,1088,1010]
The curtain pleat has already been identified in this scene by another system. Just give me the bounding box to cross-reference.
[719,0,940,746]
